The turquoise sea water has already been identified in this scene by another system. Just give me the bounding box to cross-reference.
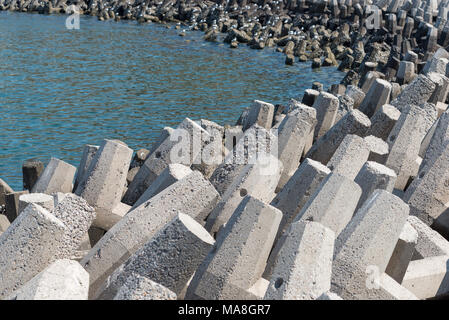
[0,11,344,190]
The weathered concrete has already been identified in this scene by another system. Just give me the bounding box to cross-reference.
[360,273,418,300]
[242,100,275,131]
[186,196,282,300]
[385,104,437,190]
[22,159,44,191]
[407,216,449,260]
[317,291,343,300]
[354,161,397,212]
[18,193,54,214]
[390,74,437,111]
[364,135,390,164]
[75,139,133,230]
[305,110,371,165]
[345,85,365,108]
[402,255,449,299]
[275,105,317,190]
[80,171,219,298]
[0,178,13,207]
[7,259,89,300]
[4,190,28,223]
[0,204,66,299]
[367,104,401,141]
[359,79,392,118]
[312,91,340,140]
[0,215,10,233]
[327,134,370,180]
[332,190,409,300]
[131,164,192,210]
[114,274,177,300]
[420,109,449,171]
[205,154,281,236]
[73,144,99,192]
[264,221,334,300]
[32,158,76,194]
[270,158,330,246]
[123,118,210,205]
[97,213,214,299]
[51,193,96,260]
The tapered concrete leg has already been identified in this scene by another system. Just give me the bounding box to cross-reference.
[113,274,177,300]
[32,158,76,194]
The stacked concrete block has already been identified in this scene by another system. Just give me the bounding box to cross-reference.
[359,79,393,118]
[327,134,370,180]
[397,61,415,84]
[270,158,331,245]
[51,193,96,259]
[436,102,448,116]
[354,161,397,212]
[0,178,13,207]
[364,135,389,163]
[4,190,28,223]
[186,196,282,300]
[420,108,449,170]
[205,154,281,236]
[31,158,76,194]
[302,89,320,106]
[7,259,89,300]
[264,221,335,300]
[361,71,383,93]
[114,274,177,300]
[18,193,54,214]
[345,85,365,108]
[403,142,449,235]
[305,110,371,165]
[367,104,401,141]
[275,105,317,190]
[0,204,66,299]
[22,159,44,191]
[209,125,277,196]
[385,104,437,190]
[294,173,362,236]
[407,215,449,260]
[242,100,275,131]
[75,139,133,230]
[428,72,449,104]
[123,118,210,205]
[80,171,219,298]
[131,164,192,210]
[385,221,418,283]
[312,91,340,140]
[390,74,437,111]
[97,213,214,299]
[332,190,409,300]
[148,127,174,156]
[73,144,99,191]
[0,215,10,233]
[402,255,449,299]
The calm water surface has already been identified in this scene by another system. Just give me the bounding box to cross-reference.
[0,11,344,189]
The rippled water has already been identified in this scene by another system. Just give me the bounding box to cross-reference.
[0,11,344,190]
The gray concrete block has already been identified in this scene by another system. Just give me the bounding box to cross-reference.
[0,178,13,208]
[312,92,340,140]
[4,190,28,223]
[305,110,371,165]
[114,274,177,300]
[0,215,10,233]
[18,193,54,214]
[385,104,437,190]
[131,164,192,210]
[80,171,219,298]
[397,60,415,84]
[205,154,281,236]
[294,173,361,237]
[97,212,214,299]
[73,144,99,192]
[0,204,66,299]
[361,273,418,300]
[148,127,174,156]
[242,100,275,131]
[345,85,365,108]
[367,104,401,141]
[327,134,370,180]
[354,161,397,212]
[359,79,392,118]
[123,118,210,205]
[32,158,76,195]
[385,221,418,283]
[75,139,133,230]
[332,190,409,300]
[391,74,437,111]
[270,158,330,247]
[402,255,449,299]
[22,159,44,191]
[276,105,317,190]
[186,196,282,300]
[7,259,89,300]
[364,135,389,164]
[420,109,449,171]
[264,221,334,300]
